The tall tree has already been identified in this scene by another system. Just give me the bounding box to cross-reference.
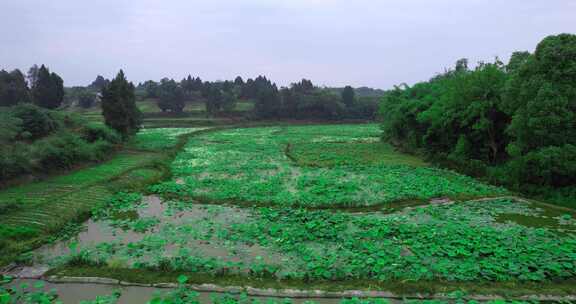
[51,72,64,106]
[205,85,223,115]
[181,75,194,98]
[292,79,314,94]
[341,85,356,108]
[78,90,97,108]
[157,79,185,112]
[254,83,281,118]
[101,70,141,139]
[234,76,244,86]
[0,69,31,106]
[31,65,64,109]
[27,64,39,89]
[90,75,110,91]
[142,80,159,98]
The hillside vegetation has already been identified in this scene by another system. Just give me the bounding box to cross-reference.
[379,33,576,208]
[0,104,120,184]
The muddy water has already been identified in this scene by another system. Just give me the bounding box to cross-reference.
[10,279,346,304]
[35,195,286,274]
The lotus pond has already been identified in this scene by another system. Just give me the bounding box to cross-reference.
[151,125,507,208]
[6,125,576,301]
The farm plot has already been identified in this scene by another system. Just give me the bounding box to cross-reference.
[151,125,506,208]
[0,127,206,266]
[15,125,576,298]
[131,127,209,151]
[46,195,576,292]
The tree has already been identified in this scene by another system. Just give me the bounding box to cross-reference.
[234,76,244,86]
[205,85,223,115]
[191,77,203,91]
[341,85,356,108]
[254,83,281,118]
[27,65,39,89]
[377,33,576,193]
[157,79,185,112]
[455,58,469,73]
[31,65,64,109]
[142,80,159,98]
[51,72,64,106]
[101,70,141,139]
[506,51,531,74]
[0,69,31,106]
[221,90,237,112]
[505,33,576,155]
[90,75,109,91]
[78,90,96,108]
[280,87,298,118]
[292,79,314,94]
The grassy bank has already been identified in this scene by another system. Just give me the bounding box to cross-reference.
[0,127,213,267]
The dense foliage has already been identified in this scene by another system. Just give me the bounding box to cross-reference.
[0,104,120,183]
[3,127,575,299]
[157,78,186,113]
[89,75,110,92]
[378,34,576,206]
[101,70,142,139]
[49,192,576,285]
[30,65,65,109]
[0,69,30,106]
[64,86,99,108]
[151,125,504,208]
[0,64,64,109]
[136,75,379,120]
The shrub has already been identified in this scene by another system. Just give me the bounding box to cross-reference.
[88,139,117,161]
[0,144,31,182]
[515,144,576,187]
[34,132,92,171]
[10,103,58,139]
[81,123,121,144]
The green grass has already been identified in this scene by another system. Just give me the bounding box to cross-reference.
[137,99,206,114]
[131,127,209,151]
[0,125,220,266]
[6,124,576,299]
[151,125,506,208]
[289,141,427,167]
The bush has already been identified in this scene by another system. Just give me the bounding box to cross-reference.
[10,103,58,139]
[81,123,121,144]
[89,139,117,161]
[34,132,92,171]
[0,144,31,182]
[0,106,121,183]
[514,144,576,187]
[0,111,22,142]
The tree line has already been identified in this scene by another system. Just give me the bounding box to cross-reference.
[137,75,379,120]
[0,64,64,109]
[378,33,576,204]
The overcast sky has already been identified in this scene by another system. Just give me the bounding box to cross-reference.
[1,0,574,89]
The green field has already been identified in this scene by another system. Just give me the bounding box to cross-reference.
[152,125,506,208]
[10,124,572,300]
[71,98,254,129]
[1,124,574,302]
[0,127,207,266]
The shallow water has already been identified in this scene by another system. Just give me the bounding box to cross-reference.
[10,279,347,304]
[36,195,285,271]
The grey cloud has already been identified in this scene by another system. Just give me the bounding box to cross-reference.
[1,0,574,88]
